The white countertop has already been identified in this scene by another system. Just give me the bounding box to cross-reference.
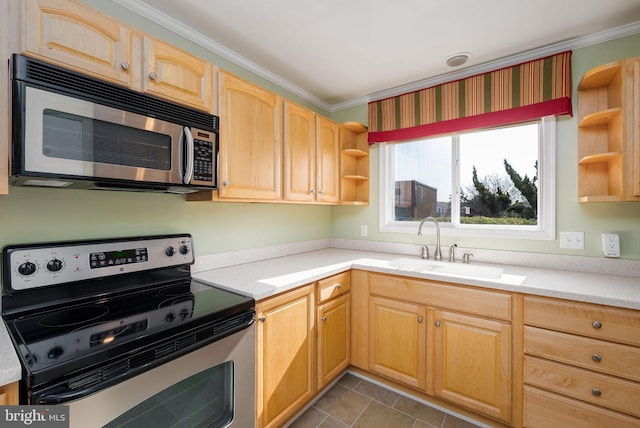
[192,248,640,309]
[2,246,639,388]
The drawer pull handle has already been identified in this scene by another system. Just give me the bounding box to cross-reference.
[592,388,602,397]
[417,316,423,323]
[592,354,602,363]
[592,320,602,329]
[435,320,441,327]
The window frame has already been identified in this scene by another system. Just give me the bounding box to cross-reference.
[379,116,556,240]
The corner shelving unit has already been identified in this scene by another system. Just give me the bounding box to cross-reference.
[577,60,625,202]
[339,122,369,205]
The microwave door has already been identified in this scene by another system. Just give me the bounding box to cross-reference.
[22,86,184,185]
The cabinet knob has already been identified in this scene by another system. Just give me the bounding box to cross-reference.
[318,190,324,194]
[310,188,315,194]
[335,284,341,289]
[148,71,157,80]
[592,388,602,397]
[435,320,441,327]
[592,320,602,329]
[321,316,327,322]
[258,316,266,323]
[120,61,130,70]
[417,316,423,323]
[592,353,602,363]
[223,180,230,187]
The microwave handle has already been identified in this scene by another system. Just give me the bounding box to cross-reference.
[181,126,195,184]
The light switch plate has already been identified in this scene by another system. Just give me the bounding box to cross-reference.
[602,233,620,257]
[360,225,368,237]
[560,231,584,249]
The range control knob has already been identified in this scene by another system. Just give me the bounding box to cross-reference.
[46,259,64,272]
[179,245,190,255]
[165,246,176,257]
[18,261,37,276]
[165,312,176,322]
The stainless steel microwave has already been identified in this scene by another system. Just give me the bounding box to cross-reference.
[10,55,219,194]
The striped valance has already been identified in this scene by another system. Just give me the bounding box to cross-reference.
[368,51,572,143]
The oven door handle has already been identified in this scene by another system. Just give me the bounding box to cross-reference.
[35,384,108,404]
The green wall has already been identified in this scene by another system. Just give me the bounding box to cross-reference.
[330,34,640,259]
[2,1,639,261]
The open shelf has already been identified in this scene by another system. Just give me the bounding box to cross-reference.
[339,122,369,205]
[576,58,635,202]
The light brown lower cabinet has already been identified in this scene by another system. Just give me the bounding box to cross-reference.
[256,272,352,428]
[369,296,426,390]
[432,309,512,422]
[256,285,315,428]
[356,271,513,424]
[0,382,19,405]
[523,295,640,427]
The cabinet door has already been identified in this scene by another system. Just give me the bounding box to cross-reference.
[284,102,316,202]
[0,382,19,405]
[218,72,283,200]
[256,285,314,428]
[23,0,135,86]
[315,116,340,203]
[369,296,426,390]
[317,293,350,389]
[432,309,512,423]
[142,36,213,111]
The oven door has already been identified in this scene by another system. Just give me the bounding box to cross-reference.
[18,84,186,185]
[66,326,255,428]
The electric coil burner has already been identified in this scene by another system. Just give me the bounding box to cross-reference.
[1,234,255,406]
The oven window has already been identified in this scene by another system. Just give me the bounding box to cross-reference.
[42,109,172,170]
[103,361,234,428]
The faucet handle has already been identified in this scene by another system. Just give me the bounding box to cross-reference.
[421,244,429,259]
[462,253,474,264]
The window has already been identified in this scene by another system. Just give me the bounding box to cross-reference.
[379,116,555,239]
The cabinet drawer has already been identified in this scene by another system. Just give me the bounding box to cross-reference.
[524,386,640,428]
[525,326,640,382]
[524,296,640,346]
[369,273,511,320]
[317,272,350,303]
[525,357,640,418]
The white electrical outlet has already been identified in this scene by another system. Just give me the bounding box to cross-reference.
[360,225,368,237]
[602,233,620,257]
[560,231,584,250]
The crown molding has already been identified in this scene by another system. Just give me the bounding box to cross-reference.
[111,0,333,111]
[110,0,640,113]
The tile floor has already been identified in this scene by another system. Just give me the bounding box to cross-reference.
[286,373,487,428]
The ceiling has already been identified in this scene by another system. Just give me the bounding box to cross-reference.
[118,0,640,110]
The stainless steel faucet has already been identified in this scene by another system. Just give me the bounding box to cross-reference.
[417,216,442,261]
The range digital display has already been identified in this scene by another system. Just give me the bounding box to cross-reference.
[90,248,148,269]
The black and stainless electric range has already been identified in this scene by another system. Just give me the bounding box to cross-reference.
[0,234,255,410]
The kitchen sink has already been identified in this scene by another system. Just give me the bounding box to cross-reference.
[387,257,504,279]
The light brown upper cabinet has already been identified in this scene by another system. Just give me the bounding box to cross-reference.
[217,71,283,201]
[22,0,136,86]
[280,102,341,204]
[22,0,214,112]
[140,36,214,112]
[577,56,640,202]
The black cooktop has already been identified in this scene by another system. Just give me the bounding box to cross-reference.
[5,279,254,397]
